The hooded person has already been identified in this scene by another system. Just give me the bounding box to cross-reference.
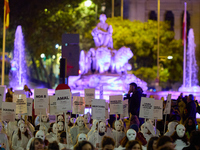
[164,121,179,137]
[112,120,125,147]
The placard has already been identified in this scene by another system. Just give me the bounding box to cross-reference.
[35,108,47,115]
[109,95,123,115]
[0,86,6,109]
[2,102,16,122]
[56,89,71,112]
[153,100,163,119]
[14,90,25,95]
[49,96,59,115]
[27,98,33,116]
[122,99,129,118]
[13,94,27,114]
[34,88,48,109]
[139,97,155,119]
[72,96,85,114]
[164,94,171,114]
[84,89,95,105]
[105,102,109,119]
[91,99,105,120]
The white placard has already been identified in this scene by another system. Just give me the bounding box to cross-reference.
[0,86,6,109]
[122,99,129,118]
[34,88,48,109]
[27,98,33,116]
[139,97,155,119]
[49,96,59,115]
[92,99,105,120]
[164,94,171,114]
[105,102,109,119]
[56,89,71,112]
[109,95,123,115]
[14,90,25,95]
[72,96,85,114]
[2,102,16,122]
[35,109,47,115]
[13,94,27,114]
[153,100,163,119]
[84,89,95,105]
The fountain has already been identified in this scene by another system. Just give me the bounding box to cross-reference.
[69,14,148,93]
[179,28,200,92]
[9,25,27,89]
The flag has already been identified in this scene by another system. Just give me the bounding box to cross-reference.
[182,2,187,45]
[4,0,10,28]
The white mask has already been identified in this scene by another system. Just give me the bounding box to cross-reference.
[76,117,84,127]
[65,115,70,124]
[20,123,27,133]
[141,123,149,134]
[70,118,75,124]
[42,115,48,122]
[126,129,137,141]
[83,115,90,124]
[99,122,106,133]
[36,130,45,141]
[18,120,25,128]
[78,133,87,142]
[176,124,185,138]
[115,120,122,131]
[58,122,64,131]
[58,115,64,122]
[52,123,59,134]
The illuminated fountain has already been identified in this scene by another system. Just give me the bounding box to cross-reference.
[179,28,200,92]
[69,14,148,92]
[9,25,27,89]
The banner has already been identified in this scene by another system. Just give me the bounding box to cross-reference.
[55,89,71,112]
[164,94,171,115]
[139,97,155,119]
[105,102,109,119]
[0,86,6,109]
[84,89,95,105]
[109,95,123,115]
[13,94,27,114]
[72,96,85,114]
[122,99,129,118]
[34,88,48,109]
[92,99,105,120]
[49,96,59,115]
[153,100,163,120]
[2,102,16,122]
[26,98,33,116]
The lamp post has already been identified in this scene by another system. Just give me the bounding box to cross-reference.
[121,0,123,20]
[157,0,160,88]
[112,0,114,18]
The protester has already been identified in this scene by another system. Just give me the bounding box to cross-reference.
[101,136,115,150]
[125,140,142,150]
[74,141,95,150]
[48,141,59,150]
[147,137,159,150]
[30,138,45,150]
[185,94,197,124]
[183,130,200,150]
[156,136,175,150]
[184,117,196,138]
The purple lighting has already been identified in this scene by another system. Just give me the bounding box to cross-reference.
[9,25,27,89]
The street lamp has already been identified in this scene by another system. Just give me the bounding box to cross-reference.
[84,0,92,7]
[167,56,173,60]
[40,53,45,59]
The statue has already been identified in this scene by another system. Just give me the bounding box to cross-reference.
[92,14,113,48]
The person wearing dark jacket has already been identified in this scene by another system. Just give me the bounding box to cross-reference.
[185,94,197,124]
[183,131,200,150]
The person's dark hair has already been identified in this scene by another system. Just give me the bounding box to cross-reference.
[130,82,137,89]
[74,140,95,150]
[17,126,29,140]
[147,136,159,150]
[137,86,143,93]
[170,128,188,145]
[184,117,196,134]
[101,136,115,148]
[189,130,200,147]
[189,94,194,101]
[48,141,59,150]
[30,138,44,150]
[157,136,173,148]
[59,131,67,143]
[125,140,142,150]
[158,146,174,150]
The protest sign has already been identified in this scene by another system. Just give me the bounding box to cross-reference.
[164,94,171,114]
[0,86,6,109]
[35,108,47,115]
[91,99,105,120]
[13,94,27,114]
[153,100,163,120]
[2,102,16,122]
[14,90,25,95]
[105,102,109,120]
[49,96,59,115]
[72,96,85,114]
[122,99,129,118]
[84,89,95,105]
[27,98,33,116]
[55,89,71,112]
[109,95,123,115]
[34,88,48,109]
[139,97,155,119]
